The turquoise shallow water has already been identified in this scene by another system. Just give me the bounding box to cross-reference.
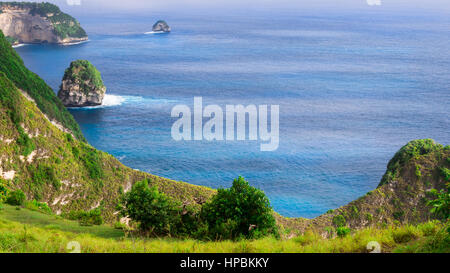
[15,11,450,218]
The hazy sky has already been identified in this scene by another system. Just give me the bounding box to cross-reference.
[10,0,450,14]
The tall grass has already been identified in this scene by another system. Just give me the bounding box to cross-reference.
[0,205,448,253]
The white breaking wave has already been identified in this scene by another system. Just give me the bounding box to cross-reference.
[61,40,89,46]
[102,94,127,106]
[70,94,176,109]
[144,31,166,35]
[12,44,28,48]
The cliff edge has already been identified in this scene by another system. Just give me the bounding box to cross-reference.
[0,2,87,44]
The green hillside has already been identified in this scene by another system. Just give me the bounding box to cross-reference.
[0,30,85,140]
[0,66,214,223]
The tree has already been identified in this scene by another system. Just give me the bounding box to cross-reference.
[120,179,181,235]
[201,176,278,240]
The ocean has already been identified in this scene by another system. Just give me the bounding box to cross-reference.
[14,10,450,218]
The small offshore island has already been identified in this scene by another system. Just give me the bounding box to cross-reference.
[152,20,171,33]
[0,2,88,45]
[58,60,107,107]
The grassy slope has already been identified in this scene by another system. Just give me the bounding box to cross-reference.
[0,30,85,141]
[0,204,448,253]
[279,140,450,236]
[0,71,214,223]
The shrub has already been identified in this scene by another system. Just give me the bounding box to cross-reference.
[6,190,26,206]
[393,226,419,243]
[350,205,359,219]
[336,227,351,237]
[0,181,9,203]
[415,165,422,178]
[393,210,405,220]
[440,167,450,182]
[120,179,181,235]
[114,221,127,230]
[366,213,373,222]
[200,176,278,240]
[65,208,103,226]
[427,183,449,220]
[418,221,439,236]
[332,215,346,228]
[24,200,52,214]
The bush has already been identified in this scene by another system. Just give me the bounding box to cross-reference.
[427,183,449,220]
[120,179,181,235]
[200,176,278,240]
[24,200,52,214]
[0,181,9,203]
[393,226,419,243]
[65,208,103,226]
[336,227,351,237]
[332,215,346,228]
[6,190,26,206]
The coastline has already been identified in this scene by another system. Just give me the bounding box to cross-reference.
[144,31,169,34]
[12,39,89,48]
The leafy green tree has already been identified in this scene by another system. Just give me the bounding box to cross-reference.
[120,179,181,235]
[6,190,26,206]
[201,176,278,240]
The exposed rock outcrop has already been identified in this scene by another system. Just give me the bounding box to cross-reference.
[152,20,171,33]
[0,2,87,44]
[58,60,106,107]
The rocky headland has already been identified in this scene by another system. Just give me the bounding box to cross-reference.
[0,2,88,44]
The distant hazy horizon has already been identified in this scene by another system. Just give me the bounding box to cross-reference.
[6,0,450,16]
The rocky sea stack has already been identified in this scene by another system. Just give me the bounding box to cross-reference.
[58,60,106,107]
[0,2,88,44]
[152,20,170,32]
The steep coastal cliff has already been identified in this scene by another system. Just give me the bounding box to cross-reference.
[0,2,87,44]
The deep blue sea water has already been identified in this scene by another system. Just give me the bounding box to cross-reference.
[15,11,450,218]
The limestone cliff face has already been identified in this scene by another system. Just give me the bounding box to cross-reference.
[0,4,87,44]
[58,60,106,107]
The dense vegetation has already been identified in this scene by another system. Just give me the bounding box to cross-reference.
[61,60,105,95]
[0,2,87,39]
[200,176,278,240]
[120,179,182,235]
[120,177,278,240]
[0,30,85,140]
